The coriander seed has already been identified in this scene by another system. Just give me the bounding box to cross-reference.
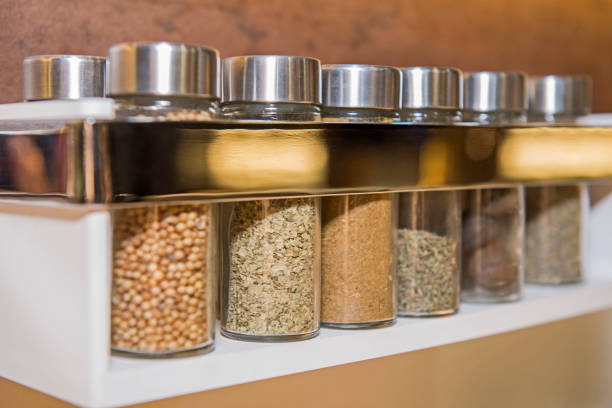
[111,203,216,356]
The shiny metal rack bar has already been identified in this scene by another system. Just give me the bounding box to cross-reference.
[1,120,611,204]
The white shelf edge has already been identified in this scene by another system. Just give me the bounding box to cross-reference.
[98,276,612,408]
[0,98,116,121]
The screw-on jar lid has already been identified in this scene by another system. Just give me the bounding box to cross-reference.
[464,71,527,113]
[222,55,321,104]
[23,55,106,101]
[322,64,400,109]
[107,42,220,98]
[400,67,462,110]
[528,75,592,116]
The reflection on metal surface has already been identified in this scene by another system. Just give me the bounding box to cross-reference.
[0,128,69,197]
[206,129,328,189]
[2,120,612,204]
[498,127,612,180]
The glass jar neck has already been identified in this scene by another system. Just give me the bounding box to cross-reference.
[527,112,581,125]
[463,110,526,125]
[222,101,321,121]
[401,108,461,124]
[113,95,219,121]
[321,107,400,123]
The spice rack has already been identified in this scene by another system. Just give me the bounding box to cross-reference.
[2,99,612,407]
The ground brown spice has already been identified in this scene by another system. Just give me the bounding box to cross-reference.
[321,194,395,326]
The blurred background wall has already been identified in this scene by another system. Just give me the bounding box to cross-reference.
[2,0,612,110]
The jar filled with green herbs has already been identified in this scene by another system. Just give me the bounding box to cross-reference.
[461,72,526,302]
[320,65,400,328]
[525,75,592,284]
[220,56,322,341]
[396,67,463,316]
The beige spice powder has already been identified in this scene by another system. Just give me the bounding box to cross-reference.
[111,204,212,354]
[321,194,395,325]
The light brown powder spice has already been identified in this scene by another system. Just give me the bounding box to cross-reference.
[111,204,211,353]
[225,198,318,336]
[321,194,395,325]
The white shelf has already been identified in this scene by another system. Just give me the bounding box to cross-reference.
[102,274,612,407]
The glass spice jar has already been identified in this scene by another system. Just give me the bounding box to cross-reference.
[524,75,592,284]
[461,71,527,302]
[111,203,217,356]
[220,55,322,341]
[107,42,221,356]
[400,67,463,124]
[107,42,220,121]
[320,65,400,328]
[396,67,462,316]
[222,55,321,121]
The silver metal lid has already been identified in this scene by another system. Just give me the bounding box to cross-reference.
[400,67,462,109]
[528,75,592,116]
[464,71,527,112]
[322,64,400,109]
[23,55,106,101]
[107,42,220,98]
[222,55,321,104]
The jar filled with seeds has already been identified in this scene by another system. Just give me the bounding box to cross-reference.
[107,42,220,121]
[396,67,462,316]
[320,65,400,328]
[525,75,592,284]
[220,55,322,341]
[111,203,217,356]
[461,71,527,302]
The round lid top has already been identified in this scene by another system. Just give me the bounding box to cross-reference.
[400,67,462,109]
[322,64,401,109]
[23,55,106,101]
[528,75,592,116]
[107,42,220,98]
[464,71,527,112]
[222,55,322,104]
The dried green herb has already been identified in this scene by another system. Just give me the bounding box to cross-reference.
[321,194,395,326]
[526,186,583,284]
[396,229,458,315]
[225,198,318,336]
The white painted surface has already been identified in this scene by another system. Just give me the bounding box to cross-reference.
[0,98,116,121]
[0,197,611,407]
[0,204,111,405]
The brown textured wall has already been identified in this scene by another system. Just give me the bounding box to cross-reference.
[2,0,612,110]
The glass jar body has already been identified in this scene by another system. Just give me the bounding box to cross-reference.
[525,184,588,284]
[221,198,321,341]
[113,96,220,121]
[111,202,217,357]
[461,187,525,302]
[396,191,461,316]
[401,108,462,124]
[222,102,321,121]
[320,193,397,328]
[322,107,400,123]
[527,113,579,124]
[462,110,526,125]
